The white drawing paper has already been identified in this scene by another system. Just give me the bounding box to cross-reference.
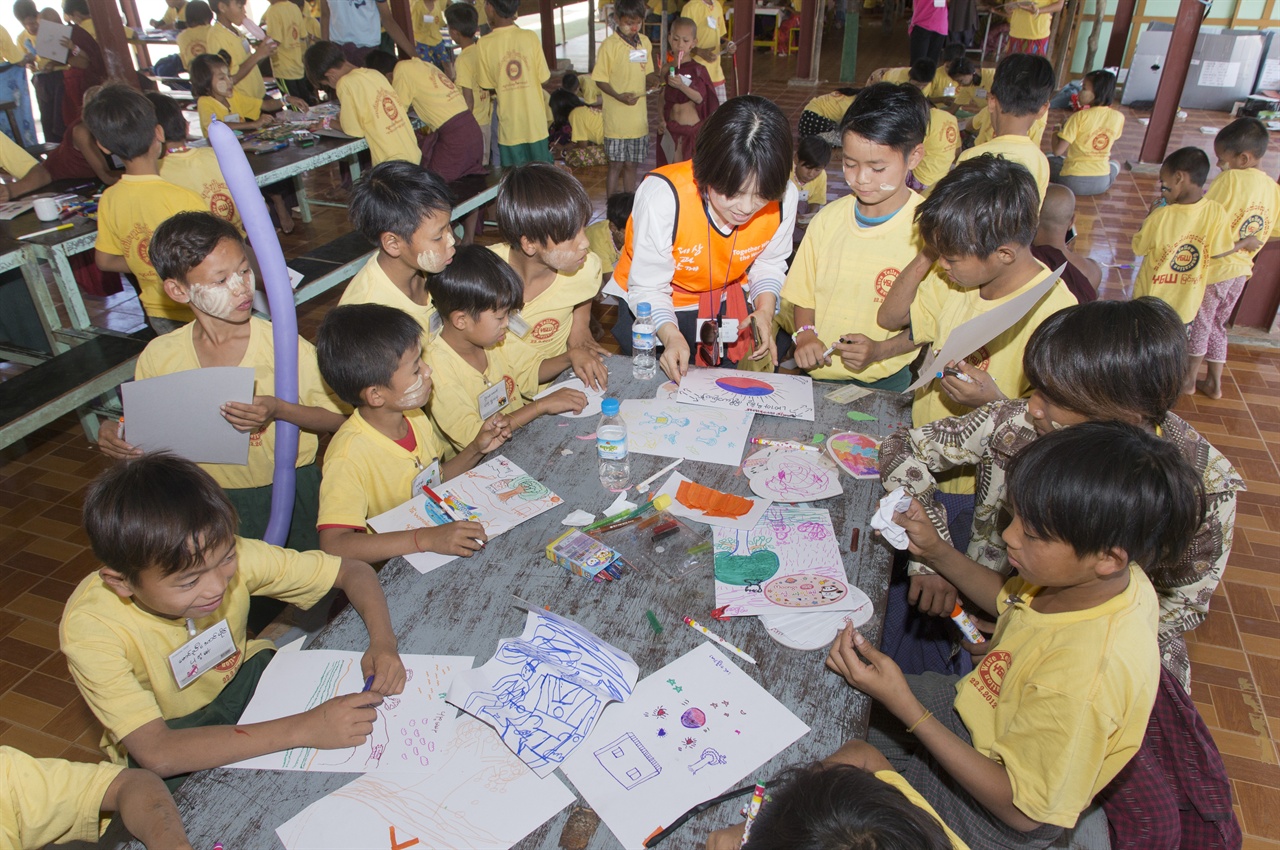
[760,594,874,651]
[905,265,1065,392]
[677,369,815,421]
[121,367,255,465]
[0,199,34,220]
[713,506,859,618]
[368,455,562,574]
[741,444,844,503]
[533,376,604,418]
[656,471,772,531]
[228,651,471,773]
[561,643,810,849]
[619,398,754,467]
[447,609,639,777]
[35,19,71,63]
[275,716,576,850]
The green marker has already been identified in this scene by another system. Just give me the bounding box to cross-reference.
[646,610,663,634]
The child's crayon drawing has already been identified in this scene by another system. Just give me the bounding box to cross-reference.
[677,368,816,421]
[742,444,844,502]
[620,398,754,466]
[826,431,881,479]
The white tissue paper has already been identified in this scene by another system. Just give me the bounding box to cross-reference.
[870,486,912,550]
[561,510,595,526]
[604,493,637,516]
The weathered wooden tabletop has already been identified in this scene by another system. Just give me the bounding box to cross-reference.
[104,357,912,850]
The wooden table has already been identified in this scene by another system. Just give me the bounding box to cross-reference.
[104,360,912,850]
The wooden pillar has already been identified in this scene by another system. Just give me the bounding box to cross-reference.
[539,0,557,70]
[388,0,414,58]
[839,4,859,83]
[1104,0,1138,68]
[796,0,817,78]
[587,0,596,72]
[1137,0,1203,164]
[91,0,138,85]
[732,0,754,96]
[117,0,150,69]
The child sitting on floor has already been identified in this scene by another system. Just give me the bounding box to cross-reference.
[1049,69,1123,196]
[956,53,1053,202]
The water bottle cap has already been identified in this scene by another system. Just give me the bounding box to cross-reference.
[637,302,652,316]
[601,398,620,415]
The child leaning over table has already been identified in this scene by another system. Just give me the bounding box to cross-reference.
[304,40,421,167]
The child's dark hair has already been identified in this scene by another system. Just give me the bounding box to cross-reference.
[188,52,228,98]
[1006,422,1204,569]
[316,304,425,408]
[84,452,238,582]
[941,42,966,64]
[990,53,1054,117]
[917,154,1038,257]
[1083,69,1116,107]
[304,40,347,87]
[561,71,580,93]
[742,763,952,850]
[350,160,453,244]
[488,0,519,19]
[363,48,397,77]
[1216,117,1270,160]
[796,135,832,170]
[606,191,634,230]
[12,0,37,21]
[833,86,859,97]
[146,92,189,142]
[427,244,524,321]
[62,0,88,15]
[444,1,478,37]
[150,211,244,283]
[908,59,936,86]
[82,83,159,161]
[185,0,213,26]
[840,82,929,158]
[946,56,976,84]
[549,87,585,129]
[615,0,647,21]
[1024,297,1186,429]
[693,95,793,202]
[496,162,591,247]
[1163,146,1210,187]
[210,0,235,15]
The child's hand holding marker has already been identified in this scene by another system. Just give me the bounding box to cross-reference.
[831,333,881,371]
[361,640,407,696]
[97,417,144,459]
[938,360,1004,407]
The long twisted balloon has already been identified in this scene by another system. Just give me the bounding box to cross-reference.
[207,119,298,547]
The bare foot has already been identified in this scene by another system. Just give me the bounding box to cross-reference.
[1195,378,1223,400]
[1182,381,1198,396]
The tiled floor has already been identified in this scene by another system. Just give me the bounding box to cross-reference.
[2,13,1279,847]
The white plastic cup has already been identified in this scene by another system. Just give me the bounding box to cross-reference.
[33,197,60,221]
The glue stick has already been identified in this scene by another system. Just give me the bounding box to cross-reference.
[950,603,986,644]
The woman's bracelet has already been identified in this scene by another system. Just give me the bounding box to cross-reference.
[906,708,933,735]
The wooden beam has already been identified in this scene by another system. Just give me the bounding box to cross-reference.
[539,0,557,70]
[388,0,414,57]
[732,0,754,96]
[1137,0,1205,164]
[91,0,138,85]
[796,0,817,78]
[1104,0,1138,68]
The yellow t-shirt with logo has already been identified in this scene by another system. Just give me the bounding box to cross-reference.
[0,130,37,180]
[569,105,605,145]
[135,317,339,490]
[454,42,494,129]
[411,0,446,46]
[958,134,1050,203]
[0,748,124,848]
[591,32,655,140]
[875,770,972,849]
[971,106,1046,147]
[60,538,340,764]
[337,67,422,166]
[915,107,960,188]
[781,193,924,382]
[94,175,206,322]
[1131,198,1235,322]
[1058,106,1124,177]
[586,220,619,274]
[206,21,265,101]
[1009,0,1055,40]
[791,165,828,208]
[955,566,1159,827]
[803,90,855,122]
[423,334,541,451]
[393,57,467,131]
[262,0,306,80]
[681,0,727,84]
[178,23,211,67]
[1204,166,1280,280]
[340,254,436,345]
[318,408,450,530]
[197,90,264,136]
[161,2,188,27]
[475,24,552,147]
[488,243,601,359]
[159,146,244,232]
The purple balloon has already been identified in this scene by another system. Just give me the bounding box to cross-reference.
[207,120,298,547]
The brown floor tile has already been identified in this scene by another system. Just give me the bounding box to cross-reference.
[0,724,73,758]
[12,671,81,709]
[1237,781,1280,840]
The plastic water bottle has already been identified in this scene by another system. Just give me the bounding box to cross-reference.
[597,398,631,490]
[632,302,657,380]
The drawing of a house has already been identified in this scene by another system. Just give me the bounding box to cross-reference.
[593,732,661,790]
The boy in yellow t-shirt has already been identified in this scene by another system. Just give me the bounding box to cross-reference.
[586,191,633,283]
[411,0,452,74]
[968,103,1045,147]
[61,454,403,777]
[1131,147,1234,326]
[592,0,657,196]
[798,86,857,139]
[315,304,510,564]
[957,54,1053,202]
[305,41,421,166]
[177,0,213,67]
[476,0,552,166]
[149,93,244,232]
[151,0,188,28]
[905,60,960,192]
[680,0,733,104]
[784,84,926,391]
[84,85,207,332]
[263,0,308,98]
[447,1,493,165]
[424,246,588,451]
[208,0,273,102]
[792,134,831,218]
[1007,0,1063,56]
[491,163,610,390]
[1049,70,1123,196]
[0,129,50,202]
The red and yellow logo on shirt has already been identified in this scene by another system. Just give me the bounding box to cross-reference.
[531,317,559,342]
[506,58,524,82]
[965,345,991,371]
[208,189,235,221]
[1239,213,1265,239]
[1090,131,1110,152]
[873,267,899,303]
[944,124,957,145]
[1170,243,1200,273]
[504,375,516,399]
[381,95,400,122]
[969,649,1012,707]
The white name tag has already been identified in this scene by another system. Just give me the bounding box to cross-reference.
[718,317,740,344]
[478,381,509,420]
[798,189,809,202]
[422,14,435,22]
[975,88,987,99]
[707,15,717,28]
[934,0,945,7]
[412,460,441,496]
[225,113,242,123]
[168,619,236,689]
[507,311,531,338]
[629,48,647,63]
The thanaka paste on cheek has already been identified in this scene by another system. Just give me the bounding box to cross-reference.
[398,373,429,409]
[188,271,253,319]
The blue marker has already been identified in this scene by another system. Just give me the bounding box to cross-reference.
[362,674,374,692]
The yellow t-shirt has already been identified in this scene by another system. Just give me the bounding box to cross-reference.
[579,75,602,106]
[781,193,924,382]
[159,146,244,231]
[339,253,435,345]
[955,67,996,107]
[0,131,37,180]
[803,90,855,122]
[1009,0,1055,41]
[791,165,828,208]
[0,748,124,848]
[177,23,212,67]
[0,24,25,64]
[206,21,266,101]
[197,90,264,136]
[971,106,1046,147]
[958,134,1050,203]
[569,105,605,145]
[875,770,972,849]
[475,24,552,147]
[262,0,306,81]
[135,316,339,490]
[591,32,654,140]
[423,335,541,451]
[337,67,422,166]
[488,243,601,359]
[881,66,911,85]
[1058,106,1124,177]
[94,175,206,322]
[411,0,445,46]
[318,408,449,529]
[19,29,67,72]
[60,538,340,764]
[955,566,1159,828]
[1131,198,1235,322]
[680,0,726,84]
[393,57,467,131]
[915,108,960,188]
[453,42,493,129]
[585,220,619,274]
[1204,166,1280,279]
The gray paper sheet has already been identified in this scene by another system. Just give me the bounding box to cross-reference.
[121,366,256,465]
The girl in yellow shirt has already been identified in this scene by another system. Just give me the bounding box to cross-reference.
[1049,70,1124,196]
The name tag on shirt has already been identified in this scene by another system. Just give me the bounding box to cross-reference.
[412,461,441,497]
[707,15,717,28]
[718,317,740,344]
[507,311,531,338]
[934,0,945,7]
[478,381,509,420]
[423,14,435,22]
[225,113,242,123]
[629,48,647,63]
[168,619,236,689]
[241,37,251,53]
[798,189,809,202]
